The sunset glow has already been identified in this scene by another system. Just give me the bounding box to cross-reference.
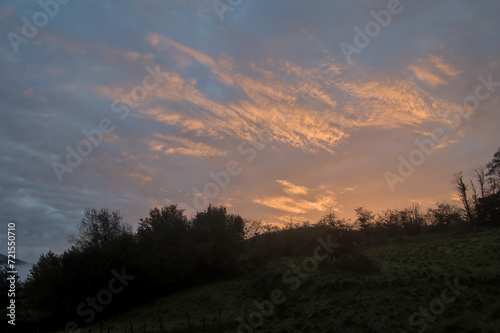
[1,0,499,264]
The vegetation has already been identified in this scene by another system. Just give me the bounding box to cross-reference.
[48,228,500,333]
[1,148,499,332]
[453,147,500,227]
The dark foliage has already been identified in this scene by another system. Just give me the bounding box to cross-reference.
[136,205,193,288]
[68,208,133,250]
[191,205,245,264]
[476,192,500,226]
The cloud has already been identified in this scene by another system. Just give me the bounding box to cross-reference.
[142,32,352,152]
[409,65,447,87]
[253,180,338,221]
[151,133,227,158]
[276,180,309,195]
[408,54,462,87]
[1,0,499,265]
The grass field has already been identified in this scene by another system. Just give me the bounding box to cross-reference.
[71,229,500,333]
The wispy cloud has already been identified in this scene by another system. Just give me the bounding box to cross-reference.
[409,55,462,87]
[1,0,499,264]
[253,180,338,221]
[151,133,227,158]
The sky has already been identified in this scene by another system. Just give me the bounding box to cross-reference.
[0,0,500,266]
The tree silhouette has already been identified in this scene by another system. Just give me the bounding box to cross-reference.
[428,202,464,228]
[191,205,245,268]
[453,172,474,224]
[355,207,375,230]
[24,251,64,317]
[487,146,500,193]
[137,205,192,286]
[68,208,132,250]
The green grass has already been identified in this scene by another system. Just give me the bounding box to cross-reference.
[61,229,500,333]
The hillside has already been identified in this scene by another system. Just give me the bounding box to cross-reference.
[72,229,500,333]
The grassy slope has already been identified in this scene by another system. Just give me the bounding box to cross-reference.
[74,229,500,333]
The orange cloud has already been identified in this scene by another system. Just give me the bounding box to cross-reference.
[276,180,309,195]
[149,133,227,158]
[409,65,447,87]
[253,180,339,221]
[83,33,465,160]
[408,55,462,87]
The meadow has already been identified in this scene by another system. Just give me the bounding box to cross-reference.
[75,228,500,333]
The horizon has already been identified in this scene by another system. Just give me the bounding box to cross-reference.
[1,0,500,266]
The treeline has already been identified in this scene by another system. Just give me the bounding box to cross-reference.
[17,205,245,331]
[2,147,499,332]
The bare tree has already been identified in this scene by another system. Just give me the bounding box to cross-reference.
[470,165,488,199]
[453,172,474,224]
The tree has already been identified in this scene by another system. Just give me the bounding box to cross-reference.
[24,251,64,317]
[137,205,192,285]
[25,209,137,329]
[138,205,188,243]
[355,207,375,230]
[470,166,488,204]
[376,208,401,235]
[317,211,351,231]
[454,147,500,226]
[453,172,475,224]
[487,146,500,194]
[68,208,132,250]
[244,219,280,239]
[476,193,500,226]
[191,205,245,267]
[428,202,464,227]
[398,204,425,236]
